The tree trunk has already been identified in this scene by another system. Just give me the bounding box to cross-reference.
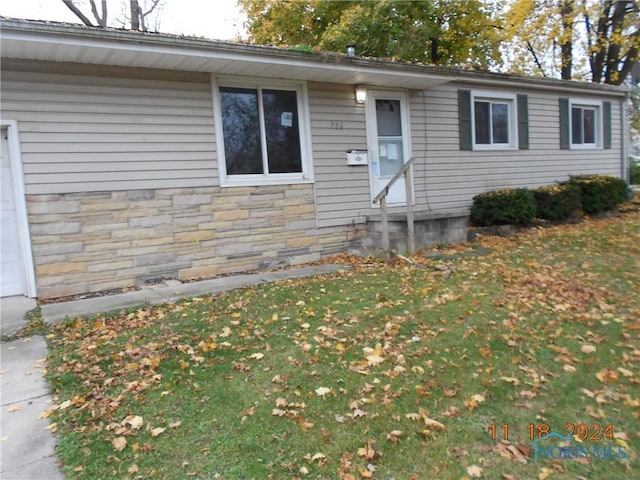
[591,0,613,83]
[559,0,573,80]
[130,0,141,31]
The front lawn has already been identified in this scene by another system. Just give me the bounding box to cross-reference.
[45,209,639,479]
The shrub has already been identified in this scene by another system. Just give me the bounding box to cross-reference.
[470,188,536,226]
[568,175,629,214]
[533,184,582,221]
[631,157,640,185]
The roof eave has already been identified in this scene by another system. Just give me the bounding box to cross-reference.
[0,17,629,97]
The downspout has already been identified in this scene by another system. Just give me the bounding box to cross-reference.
[621,97,628,182]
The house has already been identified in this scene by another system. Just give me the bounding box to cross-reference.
[0,18,629,300]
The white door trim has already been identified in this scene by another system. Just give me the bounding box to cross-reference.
[1,120,36,298]
[364,90,413,206]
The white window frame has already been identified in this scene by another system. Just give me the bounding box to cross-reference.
[212,75,314,187]
[471,90,518,151]
[570,99,602,150]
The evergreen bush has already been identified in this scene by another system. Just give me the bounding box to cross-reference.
[568,175,629,214]
[533,184,582,221]
[470,188,536,226]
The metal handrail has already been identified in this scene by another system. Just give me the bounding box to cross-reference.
[372,156,417,261]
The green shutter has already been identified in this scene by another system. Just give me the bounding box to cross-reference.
[603,101,612,149]
[458,90,472,150]
[559,97,570,149]
[517,94,529,150]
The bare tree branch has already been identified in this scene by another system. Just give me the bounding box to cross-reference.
[526,40,546,76]
[61,0,96,26]
[89,0,107,27]
[142,0,161,17]
[140,0,161,31]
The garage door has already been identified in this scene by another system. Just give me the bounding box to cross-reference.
[1,127,25,297]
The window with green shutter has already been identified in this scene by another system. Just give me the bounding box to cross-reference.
[458,90,527,151]
[458,90,472,150]
[561,98,611,150]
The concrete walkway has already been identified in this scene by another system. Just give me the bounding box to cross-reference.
[1,264,344,479]
[1,294,62,479]
[1,337,64,480]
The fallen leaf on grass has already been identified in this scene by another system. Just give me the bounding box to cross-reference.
[315,387,332,397]
[465,394,485,411]
[538,467,554,479]
[57,399,72,410]
[352,408,367,419]
[122,415,143,430]
[387,430,403,445]
[357,439,380,461]
[581,344,596,353]
[494,441,529,464]
[442,387,459,398]
[499,376,520,386]
[467,464,483,478]
[150,427,166,437]
[112,437,127,452]
[596,368,618,383]
[586,405,605,419]
[296,417,314,431]
[617,367,633,378]
[366,354,384,367]
[358,465,375,478]
[307,452,326,464]
[518,390,537,399]
[423,417,446,431]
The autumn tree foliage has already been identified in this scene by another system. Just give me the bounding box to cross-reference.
[238,0,502,68]
[61,0,162,31]
[505,0,639,86]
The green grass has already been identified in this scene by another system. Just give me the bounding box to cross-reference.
[45,210,640,479]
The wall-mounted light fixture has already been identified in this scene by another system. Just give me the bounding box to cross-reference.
[355,85,366,104]
[346,44,356,57]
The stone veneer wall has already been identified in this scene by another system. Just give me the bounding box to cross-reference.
[27,185,365,299]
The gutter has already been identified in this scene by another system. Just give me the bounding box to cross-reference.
[0,17,629,98]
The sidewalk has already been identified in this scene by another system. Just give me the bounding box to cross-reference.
[1,292,62,479]
[1,264,344,479]
[1,337,64,480]
[40,264,343,323]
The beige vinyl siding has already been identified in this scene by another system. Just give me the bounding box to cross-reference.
[309,83,372,228]
[311,81,623,227]
[1,67,217,194]
[410,83,623,211]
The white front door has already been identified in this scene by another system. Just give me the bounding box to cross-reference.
[1,127,25,297]
[366,91,412,205]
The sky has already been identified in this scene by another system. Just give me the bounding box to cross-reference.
[0,0,248,40]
